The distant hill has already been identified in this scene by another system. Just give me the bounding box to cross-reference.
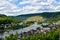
[1,12,60,21]
[0,14,21,24]
[0,14,7,17]
[12,12,60,20]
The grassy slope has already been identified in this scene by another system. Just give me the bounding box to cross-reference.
[14,12,60,20]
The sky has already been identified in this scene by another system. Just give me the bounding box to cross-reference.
[0,0,60,16]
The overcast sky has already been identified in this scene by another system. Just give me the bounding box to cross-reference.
[0,0,60,16]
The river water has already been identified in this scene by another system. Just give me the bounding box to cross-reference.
[0,23,41,38]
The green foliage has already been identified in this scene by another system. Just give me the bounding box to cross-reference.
[4,33,18,40]
[4,26,60,40]
[0,15,21,24]
[26,16,46,22]
[3,12,60,40]
[15,12,60,20]
[21,26,60,40]
[0,14,7,17]
[37,21,42,24]
[57,20,60,25]
[21,22,34,28]
[47,13,60,22]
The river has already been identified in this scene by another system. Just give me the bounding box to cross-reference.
[0,22,41,38]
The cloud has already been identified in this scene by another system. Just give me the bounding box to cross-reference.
[7,0,17,2]
[19,1,30,4]
[0,0,60,16]
[19,0,57,14]
[0,0,18,16]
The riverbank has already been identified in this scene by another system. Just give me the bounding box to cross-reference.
[4,22,58,40]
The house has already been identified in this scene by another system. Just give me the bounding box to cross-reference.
[5,24,12,28]
[0,24,5,29]
[43,27,50,32]
[42,22,49,26]
[18,22,23,25]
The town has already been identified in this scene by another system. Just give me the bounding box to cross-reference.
[1,21,59,40]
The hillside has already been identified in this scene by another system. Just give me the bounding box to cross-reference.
[0,14,20,24]
[13,12,60,20]
[26,16,46,22]
[1,12,60,21]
